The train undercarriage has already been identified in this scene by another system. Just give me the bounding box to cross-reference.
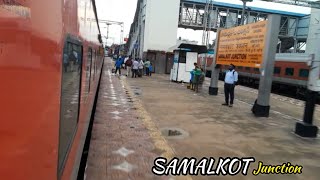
[204,70,320,103]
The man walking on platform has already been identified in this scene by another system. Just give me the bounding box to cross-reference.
[125,56,133,77]
[123,56,129,69]
[114,57,123,76]
[138,59,144,77]
[222,64,238,107]
[132,58,139,78]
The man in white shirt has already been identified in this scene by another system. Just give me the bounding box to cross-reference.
[222,64,238,107]
[132,58,139,78]
[138,59,144,77]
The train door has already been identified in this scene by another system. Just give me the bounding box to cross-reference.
[58,37,83,177]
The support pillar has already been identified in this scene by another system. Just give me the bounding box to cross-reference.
[294,8,320,138]
[295,90,319,137]
[252,15,281,117]
[209,29,221,95]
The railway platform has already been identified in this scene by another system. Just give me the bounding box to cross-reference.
[85,58,320,180]
[85,58,185,180]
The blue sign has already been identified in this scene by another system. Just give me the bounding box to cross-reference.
[208,50,215,54]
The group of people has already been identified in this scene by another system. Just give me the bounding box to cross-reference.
[114,56,153,78]
[188,63,238,107]
[115,56,239,107]
[189,63,205,93]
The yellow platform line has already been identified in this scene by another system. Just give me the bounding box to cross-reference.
[121,78,193,180]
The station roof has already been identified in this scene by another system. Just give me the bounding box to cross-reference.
[183,0,309,17]
[168,43,208,54]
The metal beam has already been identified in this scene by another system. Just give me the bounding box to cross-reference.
[178,1,308,50]
[259,0,320,8]
[99,19,124,45]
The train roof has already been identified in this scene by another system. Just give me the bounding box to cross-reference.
[198,53,314,63]
[275,53,313,62]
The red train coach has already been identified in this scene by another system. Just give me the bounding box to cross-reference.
[199,53,312,94]
[0,0,103,179]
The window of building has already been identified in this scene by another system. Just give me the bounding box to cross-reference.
[299,69,309,77]
[238,66,243,70]
[245,67,251,71]
[179,51,186,63]
[254,68,259,72]
[59,39,83,175]
[285,68,294,76]
[274,67,281,74]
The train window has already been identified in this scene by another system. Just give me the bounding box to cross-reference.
[92,50,96,81]
[285,68,294,76]
[254,68,260,72]
[299,69,309,77]
[86,48,93,94]
[59,40,83,175]
[238,66,243,70]
[94,51,99,77]
[274,67,281,74]
[245,67,250,71]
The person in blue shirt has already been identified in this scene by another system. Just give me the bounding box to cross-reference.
[114,57,123,75]
[149,63,153,76]
[190,70,194,90]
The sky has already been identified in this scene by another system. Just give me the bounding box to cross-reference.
[95,0,311,46]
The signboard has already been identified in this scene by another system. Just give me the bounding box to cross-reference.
[216,20,267,68]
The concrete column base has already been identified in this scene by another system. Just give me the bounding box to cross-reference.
[209,87,218,95]
[252,100,270,117]
[295,122,318,138]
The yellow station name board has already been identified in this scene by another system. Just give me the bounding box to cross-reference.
[216,20,267,68]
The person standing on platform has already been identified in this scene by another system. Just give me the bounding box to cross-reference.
[132,58,139,78]
[125,56,133,77]
[222,64,238,107]
[114,57,123,76]
[190,70,194,90]
[193,66,202,93]
[149,63,153,77]
[144,59,151,76]
[190,63,198,91]
[124,56,129,69]
[138,59,144,77]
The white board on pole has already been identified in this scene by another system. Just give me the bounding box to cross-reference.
[186,52,198,72]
